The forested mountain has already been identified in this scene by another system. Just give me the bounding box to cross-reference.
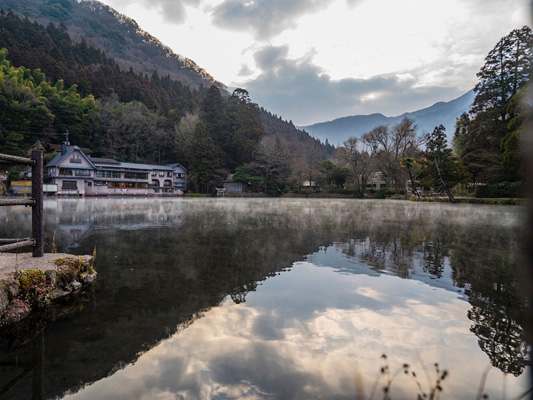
[0,0,215,89]
[302,90,475,145]
[0,11,203,114]
[0,7,330,194]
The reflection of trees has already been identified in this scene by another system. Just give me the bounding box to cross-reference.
[450,223,526,376]
[358,235,415,279]
[422,241,446,278]
[468,295,527,376]
[336,203,527,376]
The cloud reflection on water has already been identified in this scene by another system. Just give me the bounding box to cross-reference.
[61,262,529,400]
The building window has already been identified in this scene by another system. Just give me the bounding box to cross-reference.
[75,169,91,177]
[70,157,82,164]
[159,171,165,177]
[96,170,121,178]
[176,183,186,188]
[152,179,160,187]
[163,180,172,187]
[124,172,148,180]
[107,182,147,189]
[94,181,107,186]
[62,181,77,190]
[175,173,185,178]
[167,172,172,177]
[59,168,73,176]
[151,171,157,176]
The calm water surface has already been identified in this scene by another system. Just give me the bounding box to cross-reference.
[0,198,529,399]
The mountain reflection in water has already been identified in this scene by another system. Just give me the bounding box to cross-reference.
[0,198,529,399]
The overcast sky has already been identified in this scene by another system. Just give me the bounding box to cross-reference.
[97,0,530,126]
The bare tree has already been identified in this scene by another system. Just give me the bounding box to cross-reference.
[359,133,378,196]
[365,118,418,192]
[304,140,323,187]
[341,137,360,194]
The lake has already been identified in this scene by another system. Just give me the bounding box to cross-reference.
[0,198,530,399]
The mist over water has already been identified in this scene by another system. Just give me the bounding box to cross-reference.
[0,198,528,399]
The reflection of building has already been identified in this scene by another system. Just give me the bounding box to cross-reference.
[46,198,186,251]
[46,142,187,196]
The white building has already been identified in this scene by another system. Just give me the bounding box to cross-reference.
[46,143,187,196]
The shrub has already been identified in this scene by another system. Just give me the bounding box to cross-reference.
[326,188,353,195]
[374,188,389,199]
[475,182,523,198]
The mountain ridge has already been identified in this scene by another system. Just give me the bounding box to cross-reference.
[301,90,475,145]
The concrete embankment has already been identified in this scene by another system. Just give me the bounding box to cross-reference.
[0,253,96,327]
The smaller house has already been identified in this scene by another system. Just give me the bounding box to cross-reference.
[222,174,250,194]
[366,171,387,190]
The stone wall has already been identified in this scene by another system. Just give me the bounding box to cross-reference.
[0,255,96,327]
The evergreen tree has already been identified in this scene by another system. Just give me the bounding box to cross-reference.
[472,26,532,119]
[501,88,530,181]
[226,88,265,169]
[421,125,467,202]
[458,26,533,183]
[188,122,225,193]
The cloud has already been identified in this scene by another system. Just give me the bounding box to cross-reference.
[109,0,201,24]
[237,64,254,77]
[239,44,468,126]
[61,263,525,400]
[345,0,364,8]
[210,0,336,40]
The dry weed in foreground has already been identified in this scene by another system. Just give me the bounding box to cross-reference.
[363,354,532,400]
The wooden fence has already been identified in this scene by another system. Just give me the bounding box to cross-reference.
[0,151,44,257]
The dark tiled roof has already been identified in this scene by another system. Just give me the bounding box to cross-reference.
[165,163,188,172]
[90,157,120,165]
[49,144,93,154]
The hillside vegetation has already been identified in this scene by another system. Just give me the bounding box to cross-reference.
[0,9,328,194]
[0,0,214,88]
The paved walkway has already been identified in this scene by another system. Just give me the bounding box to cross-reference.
[0,253,78,279]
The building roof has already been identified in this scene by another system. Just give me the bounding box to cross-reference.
[46,145,187,173]
[49,144,93,154]
[90,157,120,165]
[118,162,172,171]
[46,146,96,169]
[166,163,188,172]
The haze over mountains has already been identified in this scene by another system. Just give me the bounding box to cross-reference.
[302,90,475,145]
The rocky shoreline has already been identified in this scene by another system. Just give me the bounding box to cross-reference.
[0,253,97,327]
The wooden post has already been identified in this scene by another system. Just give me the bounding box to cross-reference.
[32,151,44,257]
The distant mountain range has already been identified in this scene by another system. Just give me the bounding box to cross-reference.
[301,90,475,145]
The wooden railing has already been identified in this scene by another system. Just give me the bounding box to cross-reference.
[0,151,44,257]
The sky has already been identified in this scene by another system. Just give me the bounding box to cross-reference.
[96,0,531,126]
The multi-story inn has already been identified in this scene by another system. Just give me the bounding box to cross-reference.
[46,142,187,196]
